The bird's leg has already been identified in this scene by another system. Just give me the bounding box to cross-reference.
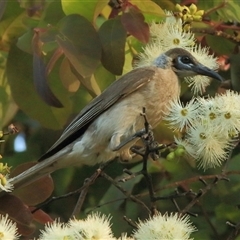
[120,108,163,179]
[132,108,163,160]
[111,128,146,151]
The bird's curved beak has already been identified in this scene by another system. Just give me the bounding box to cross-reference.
[193,64,224,82]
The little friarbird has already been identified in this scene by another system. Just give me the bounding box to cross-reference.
[11,48,223,189]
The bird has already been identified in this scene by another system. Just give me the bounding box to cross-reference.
[10,47,223,190]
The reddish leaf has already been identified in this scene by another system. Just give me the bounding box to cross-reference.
[46,47,63,75]
[0,194,35,236]
[109,8,121,19]
[30,207,53,224]
[98,17,127,75]
[32,30,63,108]
[121,6,149,44]
[57,14,102,78]
[59,57,80,92]
[11,162,54,206]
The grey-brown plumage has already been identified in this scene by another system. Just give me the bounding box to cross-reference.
[10,48,223,190]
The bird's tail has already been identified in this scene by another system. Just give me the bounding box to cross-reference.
[9,150,68,191]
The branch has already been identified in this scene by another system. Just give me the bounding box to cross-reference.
[203,0,227,16]
[192,28,240,43]
[32,165,106,214]
[100,171,151,214]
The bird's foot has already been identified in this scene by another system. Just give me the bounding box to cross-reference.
[111,128,147,151]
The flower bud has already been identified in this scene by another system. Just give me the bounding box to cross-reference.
[175,4,183,12]
[189,4,197,14]
[166,152,175,161]
[175,148,186,157]
[193,15,202,21]
[183,24,191,31]
[0,174,7,186]
[186,14,194,21]
[195,10,204,16]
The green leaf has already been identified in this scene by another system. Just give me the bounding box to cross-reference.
[0,85,17,129]
[153,0,175,12]
[229,54,240,92]
[216,0,240,22]
[98,17,127,75]
[215,203,240,222]
[69,62,101,97]
[205,35,235,55]
[17,29,34,54]
[43,0,65,25]
[6,44,73,130]
[0,51,18,128]
[132,0,166,19]
[0,11,27,49]
[61,0,108,23]
[0,0,22,21]
[57,14,102,78]
[0,0,7,21]
[94,64,116,91]
[59,57,80,92]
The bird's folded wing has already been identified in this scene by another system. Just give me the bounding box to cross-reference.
[39,67,157,161]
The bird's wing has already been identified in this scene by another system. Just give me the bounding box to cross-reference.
[39,67,157,161]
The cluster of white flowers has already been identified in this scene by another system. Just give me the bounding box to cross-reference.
[0,212,195,239]
[39,212,195,240]
[164,90,240,169]
[135,12,219,94]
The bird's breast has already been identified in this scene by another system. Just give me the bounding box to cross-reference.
[139,67,181,127]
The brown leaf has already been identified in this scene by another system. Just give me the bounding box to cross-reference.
[30,207,53,224]
[11,162,54,206]
[121,6,149,44]
[46,47,63,76]
[0,194,35,236]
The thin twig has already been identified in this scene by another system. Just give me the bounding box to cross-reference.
[32,166,105,213]
[180,176,227,215]
[192,28,240,43]
[71,178,91,217]
[100,171,151,214]
[226,221,240,240]
[203,0,227,16]
[123,215,138,228]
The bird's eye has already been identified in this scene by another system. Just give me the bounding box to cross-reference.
[180,56,192,64]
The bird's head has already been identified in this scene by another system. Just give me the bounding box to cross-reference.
[153,48,223,81]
